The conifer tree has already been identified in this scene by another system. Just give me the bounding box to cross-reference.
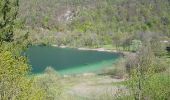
[0,0,19,42]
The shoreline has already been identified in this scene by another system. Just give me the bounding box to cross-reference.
[77,47,117,52]
[51,44,132,56]
[52,45,118,52]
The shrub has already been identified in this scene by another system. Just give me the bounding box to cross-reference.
[0,50,46,99]
[130,40,142,52]
[36,67,64,100]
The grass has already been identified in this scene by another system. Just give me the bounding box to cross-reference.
[102,44,116,50]
[34,70,127,100]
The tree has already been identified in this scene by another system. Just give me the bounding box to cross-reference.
[130,40,142,52]
[127,42,170,100]
[0,0,19,42]
[0,0,46,99]
[0,50,46,100]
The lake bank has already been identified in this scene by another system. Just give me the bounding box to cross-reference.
[35,71,127,99]
[51,44,131,56]
[52,44,117,52]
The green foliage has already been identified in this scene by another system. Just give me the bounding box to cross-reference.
[150,36,167,57]
[0,1,47,99]
[128,70,170,100]
[142,74,170,100]
[18,0,170,47]
[126,42,170,100]
[36,67,64,100]
[130,40,142,52]
[0,0,19,42]
[0,0,169,99]
[0,50,46,100]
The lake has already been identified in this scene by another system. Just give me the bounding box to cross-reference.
[25,46,121,75]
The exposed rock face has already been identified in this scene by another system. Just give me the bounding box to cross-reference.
[58,9,76,22]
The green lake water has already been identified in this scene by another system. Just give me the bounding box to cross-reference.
[25,46,120,75]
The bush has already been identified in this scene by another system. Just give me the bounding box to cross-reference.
[130,40,142,52]
[36,67,64,100]
[126,43,170,100]
[0,50,46,99]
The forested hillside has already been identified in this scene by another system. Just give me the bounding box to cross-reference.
[18,0,170,47]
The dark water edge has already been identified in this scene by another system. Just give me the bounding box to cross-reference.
[167,52,170,58]
[25,46,121,75]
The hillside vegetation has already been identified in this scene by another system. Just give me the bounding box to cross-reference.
[18,0,170,47]
[0,0,170,100]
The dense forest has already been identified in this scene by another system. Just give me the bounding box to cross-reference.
[17,0,170,48]
[0,0,170,100]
